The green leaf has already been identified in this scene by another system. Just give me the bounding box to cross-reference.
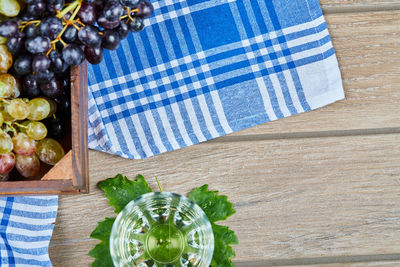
[90,217,115,241]
[210,223,239,267]
[188,184,236,222]
[188,184,238,265]
[88,218,115,267]
[98,174,153,213]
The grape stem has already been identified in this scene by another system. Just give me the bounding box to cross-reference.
[3,122,17,136]
[56,0,82,19]
[0,99,10,105]
[19,20,41,31]
[155,176,163,192]
[13,122,27,129]
[47,1,83,55]
[121,7,139,22]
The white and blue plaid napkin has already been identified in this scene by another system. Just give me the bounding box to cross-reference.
[87,0,344,159]
[0,196,58,266]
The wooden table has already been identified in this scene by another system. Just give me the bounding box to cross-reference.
[49,1,400,266]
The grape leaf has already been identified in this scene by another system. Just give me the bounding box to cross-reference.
[98,174,153,213]
[210,223,239,267]
[88,218,115,267]
[188,184,238,266]
[90,175,238,267]
[188,184,236,222]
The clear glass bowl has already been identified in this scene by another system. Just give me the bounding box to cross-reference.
[110,192,214,267]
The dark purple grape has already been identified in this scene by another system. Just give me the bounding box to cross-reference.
[44,116,65,139]
[49,51,68,74]
[40,77,63,98]
[78,25,102,47]
[97,15,120,29]
[120,0,140,8]
[103,2,124,21]
[39,17,63,40]
[84,46,103,65]
[6,35,24,54]
[60,75,71,95]
[32,55,51,73]
[128,17,144,32]
[23,75,41,98]
[47,0,64,14]
[25,36,51,54]
[24,24,39,38]
[14,55,32,75]
[62,44,85,66]
[26,1,47,17]
[62,26,78,43]
[20,12,37,22]
[78,2,97,25]
[117,22,130,39]
[0,21,19,38]
[102,30,120,50]
[135,0,154,18]
[62,75,70,89]
[35,70,55,84]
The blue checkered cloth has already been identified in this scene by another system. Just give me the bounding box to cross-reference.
[0,196,58,266]
[88,0,344,159]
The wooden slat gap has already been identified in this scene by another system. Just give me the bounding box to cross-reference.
[234,253,400,266]
[212,127,400,143]
[322,3,400,14]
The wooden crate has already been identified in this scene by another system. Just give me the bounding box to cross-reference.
[0,63,89,195]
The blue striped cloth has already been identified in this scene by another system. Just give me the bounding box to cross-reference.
[0,196,58,266]
[88,0,344,159]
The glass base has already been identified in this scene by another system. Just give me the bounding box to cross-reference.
[145,224,185,263]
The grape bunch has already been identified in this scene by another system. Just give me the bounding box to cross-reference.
[0,0,154,180]
[0,0,153,100]
[0,84,65,180]
[1,0,153,70]
[0,43,67,180]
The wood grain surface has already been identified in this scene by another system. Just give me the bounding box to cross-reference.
[49,3,400,267]
[50,134,400,265]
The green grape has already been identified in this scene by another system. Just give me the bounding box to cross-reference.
[0,73,15,97]
[15,153,40,178]
[36,138,64,165]
[0,36,6,45]
[26,121,47,140]
[7,98,30,120]
[12,132,36,156]
[0,45,12,74]
[27,98,50,121]
[11,78,21,98]
[46,98,57,117]
[0,111,3,126]
[1,109,13,122]
[0,134,12,154]
[0,0,20,17]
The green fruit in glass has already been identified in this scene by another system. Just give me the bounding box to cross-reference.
[110,192,214,267]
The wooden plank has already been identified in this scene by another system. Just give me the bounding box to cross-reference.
[231,11,400,136]
[50,133,400,265]
[41,151,72,181]
[70,63,89,192]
